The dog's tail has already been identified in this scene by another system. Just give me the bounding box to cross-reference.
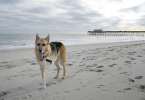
[60,43,67,64]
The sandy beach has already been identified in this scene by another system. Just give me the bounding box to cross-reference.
[0,41,145,100]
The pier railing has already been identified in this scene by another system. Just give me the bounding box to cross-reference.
[88,31,145,37]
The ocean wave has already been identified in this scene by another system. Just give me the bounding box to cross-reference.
[0,35,145,50]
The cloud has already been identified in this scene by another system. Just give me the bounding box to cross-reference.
[0,0,20,4]
[137,15,145,26]
[117,1,145,30]
[0,0,145,34]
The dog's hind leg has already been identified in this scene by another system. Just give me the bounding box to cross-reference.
[59,45,67,79]
[60,61,67,79]
[54,58,60,79]
[40,62,46,88]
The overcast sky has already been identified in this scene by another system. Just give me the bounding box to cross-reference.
[0,0,145,34]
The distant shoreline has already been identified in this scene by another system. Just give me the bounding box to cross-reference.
[88,31,145,33]
[0,33,145,50]
[1,40,145,52]
[88,30,145,36]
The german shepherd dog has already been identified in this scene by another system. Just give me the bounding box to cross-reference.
[35,34,67,88]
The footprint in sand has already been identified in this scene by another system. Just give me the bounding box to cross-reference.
[96,84,104,88]
[120,72,130,76]
[46,82,57,87]
[137,55,142,57]
[64,90,70,93]
[0,64,16,69]
[124,60,132,64]
[67,63,73,66]
[117,87,132,93]
[128,78,135,83]
[82,58,86,60]
[127,51,136,55]
[86,65,94,68]
[26,94,32,98]
[95,69,104,72]
[135,76,143,80]
[0,91,9,99]
[106,49,114,51]
[86,69,104,73]
[129,57,136,60]
[123,87,132,91]
[0,61,8,64]
[138,85,145,92]
[120,72,128,74]
[96,65,104,68]
[108,64,117,67]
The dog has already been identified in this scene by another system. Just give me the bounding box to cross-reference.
[35,34,67,88]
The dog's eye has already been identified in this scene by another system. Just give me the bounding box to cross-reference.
[37,43,40,46]
[42,44,46,46]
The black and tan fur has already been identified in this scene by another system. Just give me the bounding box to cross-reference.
[35,34,67,88]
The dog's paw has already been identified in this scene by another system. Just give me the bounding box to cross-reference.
[61,76,68,79]
[39,86,46,90]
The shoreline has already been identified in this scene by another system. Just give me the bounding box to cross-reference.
[1,40,145,52]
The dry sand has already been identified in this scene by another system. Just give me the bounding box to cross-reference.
[0,41,145,100]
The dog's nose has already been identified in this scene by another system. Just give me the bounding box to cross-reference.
[39,49,42,53]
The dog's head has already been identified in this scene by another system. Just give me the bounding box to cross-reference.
[35,34,50,61]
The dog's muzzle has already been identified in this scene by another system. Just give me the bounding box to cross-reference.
[40,55,45,61]
[39,49,46,61]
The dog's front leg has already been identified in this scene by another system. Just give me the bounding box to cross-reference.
[40,61,46,89]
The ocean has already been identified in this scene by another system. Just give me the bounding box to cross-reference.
[0,33,145,50]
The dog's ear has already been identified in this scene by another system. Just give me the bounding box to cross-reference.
[45,34,50,42]
[36,34,40,41]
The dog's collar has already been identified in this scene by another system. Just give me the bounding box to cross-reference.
[46,59,52,64]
